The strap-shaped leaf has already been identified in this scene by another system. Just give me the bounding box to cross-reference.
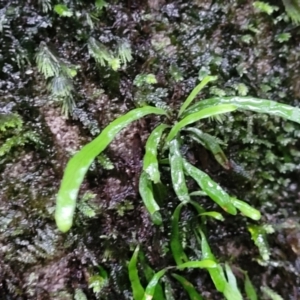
[139,171,162,225]
[178,75,217,117]
[128,245,145,300]
[169,139,190,203]
[186,127,230,169]
[231,198,261,221]
[166,104,237,143]
[142,260,217,300]
[184,96,300,124]
[171,203,189,265]
[183,159,237,215]
[143,124,168,183]
[172,273,204,300]
[55,106,166,232]
[196,229,227,292]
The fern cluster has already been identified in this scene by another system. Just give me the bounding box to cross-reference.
[36,42,77,116]
[88,37,132,71]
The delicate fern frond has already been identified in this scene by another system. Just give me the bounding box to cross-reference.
[87,37,112,67]
[36,43,61,79]
[117,41,132,67]
[49,75,75,116]
[50,75,74,98]
[282,0,300,24]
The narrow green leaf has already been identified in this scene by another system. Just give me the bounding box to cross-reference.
[176,259,217,270]
[169,139,190,203]
[183,160,237,215]
[223,283,243,300]
[231,198,261,221]
[128,246,145,300]
[188,200,205,214]
[223,264,243,300]
[142,269,167,300]
[186,128,230,169]
[190,191,207,197]
[55,106,166,232]
[248,225,270,261]
[178,75,218,117]
[139,171,162,225]
[197,229,227,292]
[143,124,168,183]
[171,203,189,265]
[199,211,225,221]
[185,96,300,124]
[261,286,284,300]
[172,273,204,300]
[244,272,258,300]
[166,104,237,143]
[139,250,165,300]
[225,263,238,288]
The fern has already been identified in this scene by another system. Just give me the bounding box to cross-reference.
[36,42,61,79]
[48,75,75,116]
[87,37,112,67]
[282,0,300,24]
[117,40,132,67]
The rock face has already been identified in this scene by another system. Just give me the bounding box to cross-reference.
[1,0,300,298]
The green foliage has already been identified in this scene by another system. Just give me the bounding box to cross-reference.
[87,37,132,71]
[282,0,300,24]
[74,289,88,300]
[36,42,77,116]
[134,74,157,87]
[0,113,38,158]
[261,286,284,300]
[77,192,97,218]
[88,266,109,295]
[253,1,279,15]
[54,4,73,17]
[55,76,300,298]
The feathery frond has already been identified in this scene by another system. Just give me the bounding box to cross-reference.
[282,0,300,24]
[36,43,61,79]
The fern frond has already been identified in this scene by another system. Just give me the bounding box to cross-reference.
[87,37,112,67]
[282,0,300,24]
[49,75,75,116]
[117,41,132,67]
[49,75,74,97]
[36,43,61,78]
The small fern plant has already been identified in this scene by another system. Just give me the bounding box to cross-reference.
[36,42,78,116]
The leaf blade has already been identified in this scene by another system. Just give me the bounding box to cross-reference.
[166,104,237,143]
[143,124,168,183]
[55,106,166,232]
